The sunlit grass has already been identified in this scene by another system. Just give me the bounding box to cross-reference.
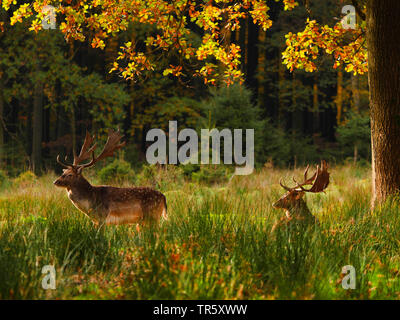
[0,164,399,299]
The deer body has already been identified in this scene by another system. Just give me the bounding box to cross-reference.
[66,182,166,225]
[54,129,167,226]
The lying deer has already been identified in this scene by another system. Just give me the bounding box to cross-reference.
[53,129,167,227]
[272,160,329,232]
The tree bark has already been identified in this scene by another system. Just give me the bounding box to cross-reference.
[354,144,358,165]
[257,30,266,101]
[0,75,4,166]
[292,73,303,134]
[239,18,246,72]
[0,10,5,166]
[367,0,400,207]
[278,52,285,128]
[313,74,319,133]
[351,74,360,113]
[246,19,258,102]
[32,73,43,175]
[336,68,343,125]
[70,105,76,159]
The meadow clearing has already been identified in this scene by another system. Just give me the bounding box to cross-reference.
[0,164,399,300]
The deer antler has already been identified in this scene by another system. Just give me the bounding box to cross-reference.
[279,178,292,191]
[73,131,97,166]
[292,164,317,189]
[56,129,125,170]
[297,160,329,193]
[56,155,70,168]
[78,129,126,169]
[279,160,329,193]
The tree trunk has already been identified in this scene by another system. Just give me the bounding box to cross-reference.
[25,102,32,162]
[367,0,400,207]
[0,75,4,166]
[278,52,285,128]
[292,73,303,134]
[336,68,343,125]
[70,106,76,159]
[239,18,246,71]
[257,30,266,101]
[351,74,360,113]
[32,72,43,175]
[0,9,5,166]
[313,74,319,133]
[354,144,358,165]
[246,19,258,102]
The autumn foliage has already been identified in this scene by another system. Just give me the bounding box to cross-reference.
[282,18,367,75]
[2,0,366,83]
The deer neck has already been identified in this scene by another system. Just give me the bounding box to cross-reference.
[66,177,96,214]
[286,198,314,221]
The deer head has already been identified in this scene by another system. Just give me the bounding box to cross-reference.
[273,160,330,214]
[53,129,126,189]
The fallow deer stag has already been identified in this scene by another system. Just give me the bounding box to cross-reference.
[272,160,329,231]
[53,129,167,227]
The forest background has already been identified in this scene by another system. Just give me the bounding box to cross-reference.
[0,0,370,178]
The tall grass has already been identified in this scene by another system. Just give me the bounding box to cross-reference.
[0,165,399,299]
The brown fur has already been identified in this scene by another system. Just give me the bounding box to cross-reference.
[272,190,317,232]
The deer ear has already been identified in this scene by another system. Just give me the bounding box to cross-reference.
[76,167,83,174]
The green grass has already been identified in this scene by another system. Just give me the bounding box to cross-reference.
[0,164,400,299]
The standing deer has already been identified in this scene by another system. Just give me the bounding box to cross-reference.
[272,160,329,231]
[53,129,167,227]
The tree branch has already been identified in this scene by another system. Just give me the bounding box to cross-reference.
[303,0,312,16]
